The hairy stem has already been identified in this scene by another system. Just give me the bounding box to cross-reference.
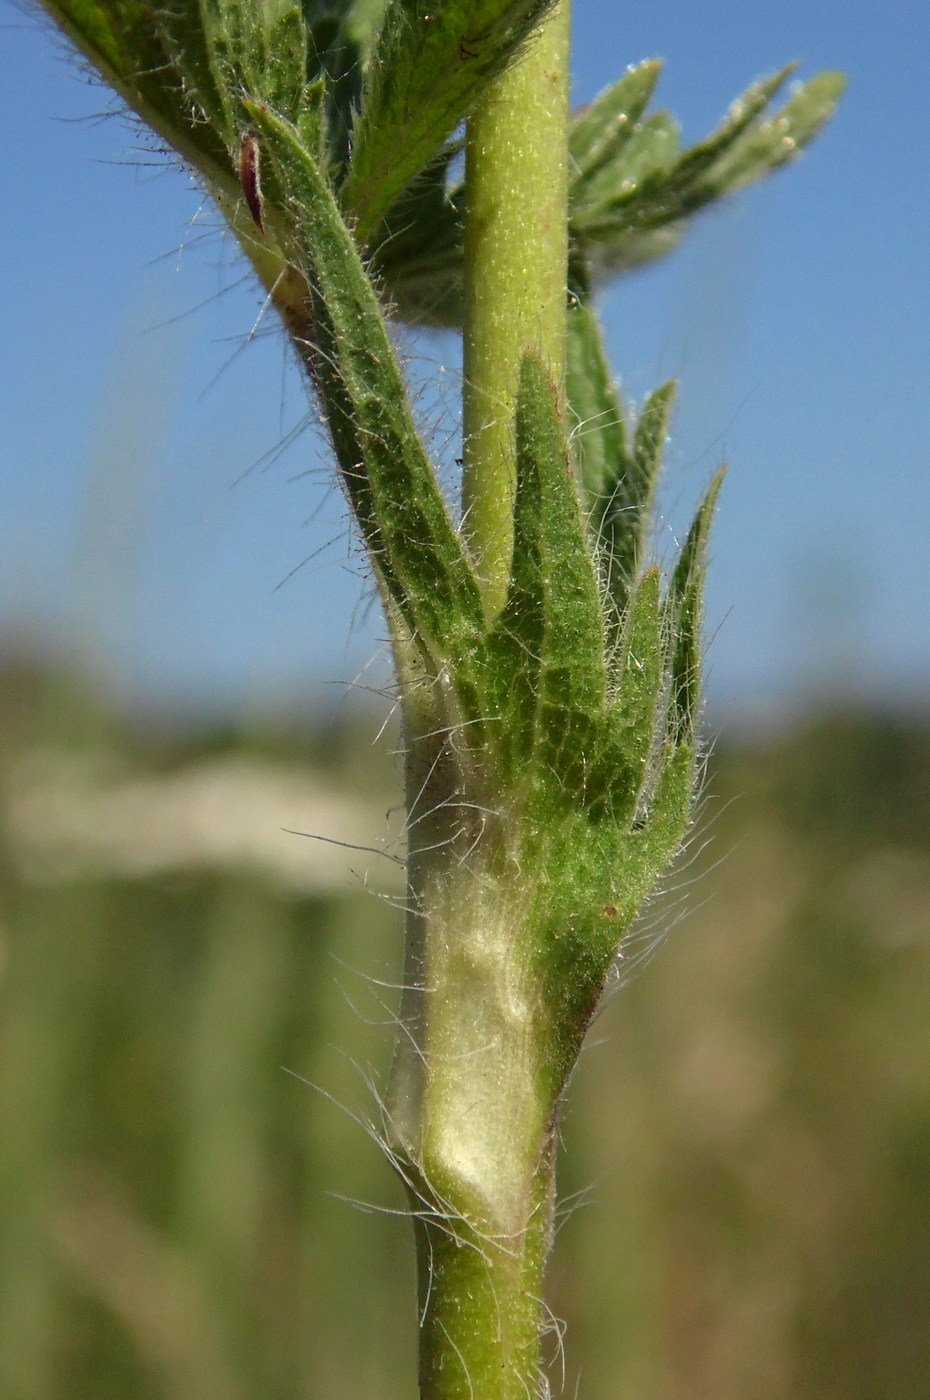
[388,757,560,1400]
[388,11,573,1396]
[414,1145,555,1400]
[462,0,571,611]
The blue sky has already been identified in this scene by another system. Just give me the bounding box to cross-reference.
[2,0,928,727]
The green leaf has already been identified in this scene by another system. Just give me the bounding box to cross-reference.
[42,0,328,207]
[485,352,606,787]
[41,0,234,183]
[242,99,485,662]
[189,0,311,131]
[572,67,843,281]
[340,0,389,51]
[575,66,794,232]
[645,66,795,198]
[304,11,365,169]
[569,59,661,188]
[572,109,680,222]
[295,78,331,163]
[568,108,684,279]
[626,738,696,873]
[594,380,675,617]
[370,148,466,326]
[587,567,665,826]
[565,299,629,509]
[262,8,309,119]
[341,0,558,243]
[666,468,725,742]
[159,0,233,139]
[358,64,842,324]
[704,71,847,192]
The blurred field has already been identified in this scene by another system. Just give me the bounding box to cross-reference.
[1,653,928,1400]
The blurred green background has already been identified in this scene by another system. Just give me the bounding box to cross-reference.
[2,651,928,1399]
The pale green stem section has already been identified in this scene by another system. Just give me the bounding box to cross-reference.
[388,729,559,1400]
[388,14,572,1393]
[413,1149,555,1400]
[462,0,571,611]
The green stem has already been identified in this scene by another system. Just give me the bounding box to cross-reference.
[414,1146,555,1400]
[388,768,560,1399]
[385,682,560,1400]
[462,0,571,612]
[388,15,573,1394]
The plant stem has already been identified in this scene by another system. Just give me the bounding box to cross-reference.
[462,0,571,612]
[387,10,572,1396]
[414,1146,555,1400]
[389,710,560,1395]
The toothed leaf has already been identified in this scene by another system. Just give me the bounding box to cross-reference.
[706,71,846,192]
[361,65,842,325]
[243,100,484,662]
[575,66,793,233]
[586,567,665,825]
[532,731,698,1077]
[596,380,675,615]
[304,12,365,169]
[645,66,795,197]
[566,299,629,509]
[371,147,466,325]
[261,8,309,119]
[627,738,696,870]
[41,0,236,184]
[569,59,661,186]
[485,353,606,788]
[170,0,312,141]
[667,469,725,741]
[573,66,842,279]
[342,0,558,242]
[573,109,680,221]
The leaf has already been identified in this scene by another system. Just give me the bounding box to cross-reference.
[565,299,629,510]
[704,71,846,192]
[586,567,665,826]
[42,0,324,205]
[644,66,795,199]
[572,109,680,222]
[188,0,310,131]
[625,738,696,874]
[575,66,794,233]
[304,11,365,169]
[572,67,844,279]
[485,353,606,787]
[666,468,725,742]
[341,0,558,242]
[262,8,309,120]
[243,100,485,663]
[159,0,234,139]
[42,0,233,182]
[341,0,389,51]
[569,59,662,188]
[357,64,841,324]
[589,380,674,624]
[370,147,466,325]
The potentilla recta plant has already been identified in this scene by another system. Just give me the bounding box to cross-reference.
[33,0,842,1393]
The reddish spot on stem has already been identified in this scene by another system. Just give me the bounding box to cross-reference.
[239,131,264,234]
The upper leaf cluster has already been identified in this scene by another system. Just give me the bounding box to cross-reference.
[39,0,765,1040]
[380,58,845,321]
[42,0,842,326]
[569,60,845,284]
[41,0,557,233]
[236,98,717,871]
